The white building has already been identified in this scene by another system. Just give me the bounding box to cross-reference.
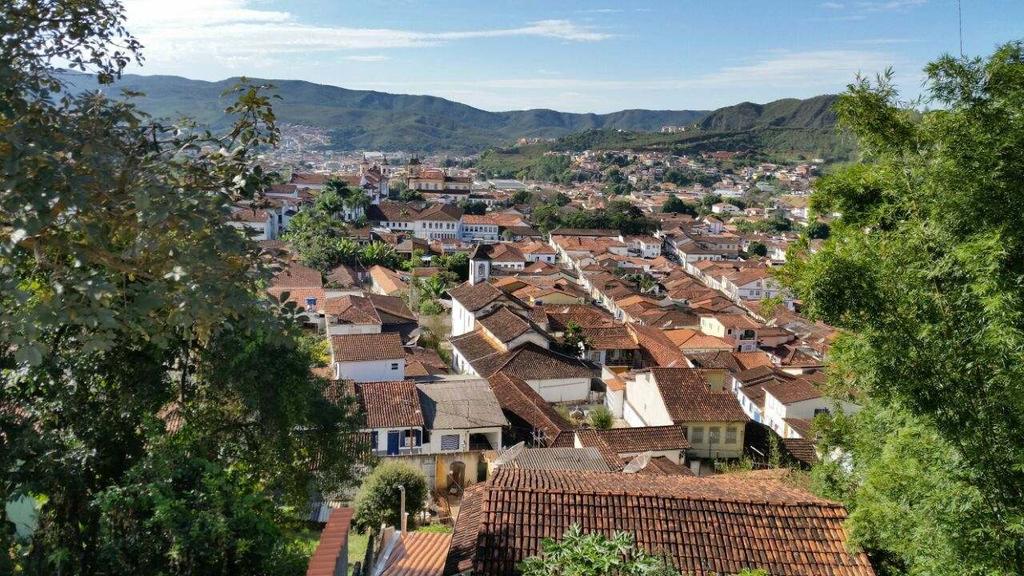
[329,332,405,382]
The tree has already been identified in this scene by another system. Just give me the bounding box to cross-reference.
[747,241,768,257]
[435,252,469,282]
[399,188,425,202]
[519,524,678,576]
[352,461,428,533]
[284,209,349,271]
[558,321,592,357]
[532,203,563,233]
[805,220,830,240]
[510,189,532,205]
[360,241,401,269]
[780,44,1024,575]
[661,195,697,216]
[0,3,363,573]
[458,200,488,215]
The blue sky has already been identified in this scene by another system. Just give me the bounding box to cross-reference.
[122,0,1023,112]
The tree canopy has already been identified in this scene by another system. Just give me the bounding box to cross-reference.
[0,2,362,574]
[782,43,1024,576]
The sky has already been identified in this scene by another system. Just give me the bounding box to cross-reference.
[120,0,1024,113]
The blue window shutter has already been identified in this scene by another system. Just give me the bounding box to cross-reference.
[412,429,422,446]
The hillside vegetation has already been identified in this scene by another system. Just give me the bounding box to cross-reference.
[60,71,848,157]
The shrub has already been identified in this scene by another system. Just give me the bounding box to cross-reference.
[352,461,428,533]
[589,406,613,430]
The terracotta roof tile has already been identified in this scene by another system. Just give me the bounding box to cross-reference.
[593,425,691,453]
[651,368,748,423]
[307,507,353,576]
[487,371,572,445]
[380,532,452,576]
[444,469,875,576]
[331,332,404,362]
[356,380,424,428]
[448,281,505,312]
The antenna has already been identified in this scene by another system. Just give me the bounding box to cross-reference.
[957,0,964,57]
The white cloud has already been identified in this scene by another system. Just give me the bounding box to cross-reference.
[122,0,608,68]
[821,2,845,9]
[344,55,390,62]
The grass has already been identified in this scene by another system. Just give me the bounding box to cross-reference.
[415,523,453,534]
[347,530,370,574]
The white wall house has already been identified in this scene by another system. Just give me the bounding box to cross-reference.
[330,332,406,383]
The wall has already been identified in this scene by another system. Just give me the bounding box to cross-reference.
[683,420,745,459]
[450,299,476,336]
[623,374,673,426]
[529,377,591,403]
[326,322,381,336]
[335,358,404,383]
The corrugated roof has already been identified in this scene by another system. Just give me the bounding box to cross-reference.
[379,532,452,576]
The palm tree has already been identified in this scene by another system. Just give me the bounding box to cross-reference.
[361,241,398,268]
[335,238,361,266]
[418,274,448,301]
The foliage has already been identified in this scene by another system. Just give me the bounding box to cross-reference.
[284,208,350,272]
[0,2,363,574]
[458,199,488,215]
[519,524,679,576]
[781,44,1024,575]
[418,299,444,316]
[360,241,402,269]
[434,252,469,282]
[532,203,564,233]
[557,321,592,357]
[510,189,533,205]
[661,195,698,216]
[663,168,718,188]
[352,461,428,533]
[734,216,792,234]
[589,406,613,430]
[747,241,768,257]
[399,188,425,202]
[560,201,656,235]
[804,220,830,240]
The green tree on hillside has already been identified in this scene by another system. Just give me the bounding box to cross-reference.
[661,195,697,215]
[781,44,1024,575]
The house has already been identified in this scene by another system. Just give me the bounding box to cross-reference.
[576,425,690,464]
[621,367,747,459]
[356,378,506,491]
[443,469,876,576]
[761,373,860,438]
[368,265,409,297]
[329,332,405,382]
[620,234,663,259]
[711,202,741,214]
[450,331,594,403]
[320,294,418,340]
[367,202,463,241]
[228,205,275,240]
[699,314,761,352]
[486,371,574,447]
[447,279,513,336]
[267,262,325,328]
[460,214,500,242]
[719,267,783,301]
[578,325,640,367]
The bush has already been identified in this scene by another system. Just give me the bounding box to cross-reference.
[589,406,613,430]
[352,461,428,533]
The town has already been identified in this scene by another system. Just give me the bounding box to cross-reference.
[243,149,862,575]
[6,2,1019,576]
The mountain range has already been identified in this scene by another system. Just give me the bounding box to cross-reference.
[59,71,841,155]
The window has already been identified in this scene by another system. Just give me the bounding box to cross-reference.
[440,434,460,451]
[370,431,379,450]
[390,362,399,370]
[690,426,704,444]
[725,427,737,444]
[709,426,721,444]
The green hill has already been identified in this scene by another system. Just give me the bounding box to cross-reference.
[59,71,846,157]
[58,71,707,152]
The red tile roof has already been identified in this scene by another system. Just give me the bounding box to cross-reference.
[448,281,505,312]
[356,380,424,428]
[487,371,572,446]
[307,507,353,576]
[445,469,873,576]
[476,306,532,344]
[379,532,452,576]
[331,332,404,362]
[651,368,748,423]
[593,425,690,453]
